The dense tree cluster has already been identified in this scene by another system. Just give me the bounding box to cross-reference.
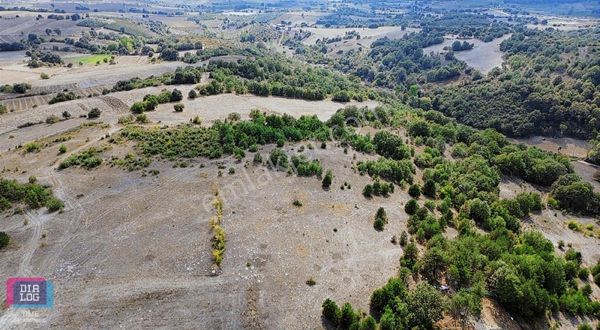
[119,112,331,160]
[342,32,466,87]
[201,58,373,101]
[551,174,600,216]
[325,227,599,329]
[432,28,600,139]
[357,158,415,185]
[130,89,182,113]
[27,50,63,67]
[1,83,31,94]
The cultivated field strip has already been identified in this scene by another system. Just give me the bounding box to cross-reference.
[0,85,109,112]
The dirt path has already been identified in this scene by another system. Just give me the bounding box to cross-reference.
[18,210,43,277]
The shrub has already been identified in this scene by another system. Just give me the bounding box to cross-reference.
[46,115,60,124]
[340,303,358,328]
[49,91,76,104]
[58,144,67,154]
[374,207,388,231]
[405,199,419,215]
[0,232,9,249]
[46,197,64,212]
[88,108,101,119]
[423,179,436,198]
[188,89,198,99]
[173,103,184,112]
[136,114,149,123]
[253,153,263,164]
[322,170,333,189]
[118,114,135,124]
[0,178,62,211]
[131,102,145,114]
[363,184,373,198]
[578,268,590,281]
[40,72,49,79]
[322,299,341,326]
[59,148,102,170]
[24,142,41,153]
[228,112,241,121]
[408,184,421,198]
[170,88,183,102]
[269,148,289,170]
[191,116,202,125]
[400,231,408,246]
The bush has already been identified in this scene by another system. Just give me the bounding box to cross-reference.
[40,72,50,79]
[174,103,184,112]
[59,148,102,170]
[269,148,289,170]
[191,116,202,125]
[46,197,64,212]
[0,232,9,249]
[136,114,149,123]
[46,115,60,124]
[253,153,263,164]
[374,207,388,231]
[88,108,101,119]
[0,178,62,211]
[423,179,436,198]
[49,91,76,104]
[170,88,183,102]
[188,89,198,99]
[131,102,145,114]
[322,170,333,189]
[24,142,41,153]
[578,268,590,281]
[408,184,421,198]
[363,184,373,198]
[322,299,341,326]
[400,231,408,246]
[58,144,67,154]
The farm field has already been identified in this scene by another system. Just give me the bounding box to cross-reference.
[299,26,421,46]
[65,54,112,65]
[423,34,512,74]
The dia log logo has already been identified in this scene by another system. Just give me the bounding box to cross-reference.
[6,277,54,309]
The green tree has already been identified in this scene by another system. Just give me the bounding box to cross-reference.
[405,199,418,215]
[408,184,421,198]
[418,247,447,285]
[406,283,445,329]
[401,242,419,270]
[422,179,436,198]
[322,298,341,326]
[340,302,358,329]
[447,289,482,327]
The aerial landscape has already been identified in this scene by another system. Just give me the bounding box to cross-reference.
[0,0,599,329]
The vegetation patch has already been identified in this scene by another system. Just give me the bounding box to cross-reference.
[59,147,103,170]
[0,177,63,212]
